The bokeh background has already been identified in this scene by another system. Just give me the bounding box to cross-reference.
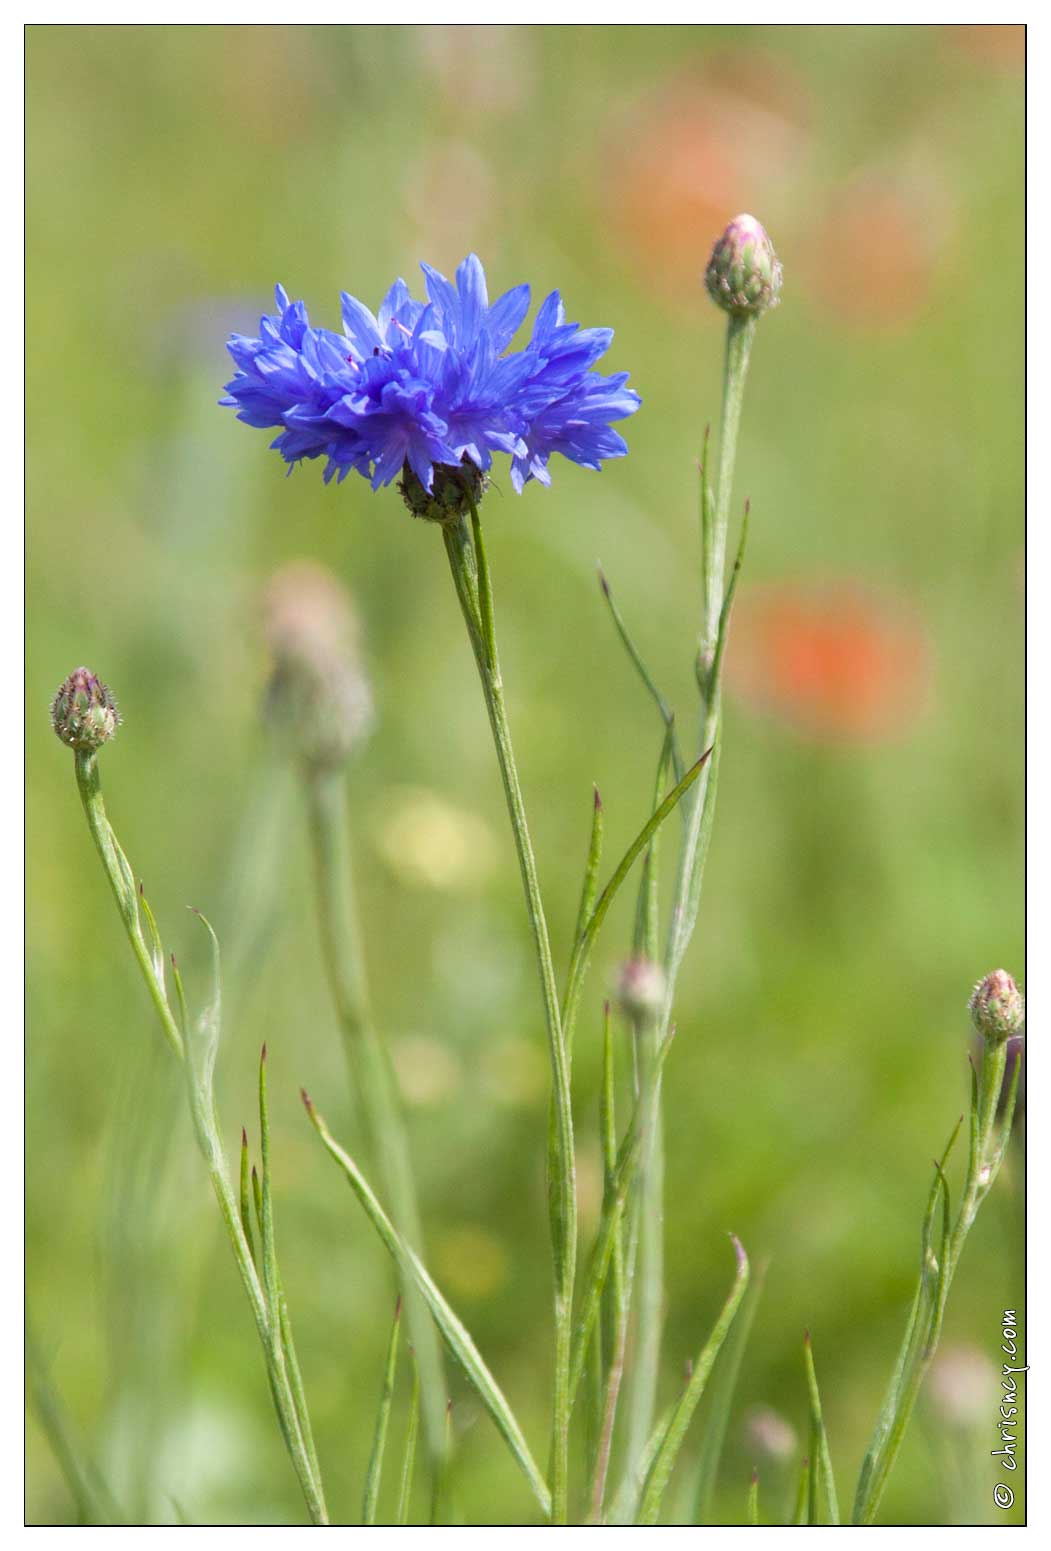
[27,23,1024,1527]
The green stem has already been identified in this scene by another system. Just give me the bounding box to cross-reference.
[74,752,184,1062]
[442,504,576,1524]
[619,314,756,1521]
[703,314,756,667]
[852,1036,1015,1524]
[304,764,448,1472]
[70,751,328,1525]
[622,1019,664,1509]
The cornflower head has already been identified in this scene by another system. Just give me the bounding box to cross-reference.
[222,254,640,519]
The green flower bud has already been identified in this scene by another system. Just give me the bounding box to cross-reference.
[50,667,121,753]
[398,457,487,525]
[263,563,373,771]
[616,956,666,1022]
[705,213,783,319]
[968,969,1024,1044]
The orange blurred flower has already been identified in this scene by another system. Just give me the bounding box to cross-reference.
[804,177,951,328]
[949,24,1024,74]
[607,54,811,296]
[726,580,930,743]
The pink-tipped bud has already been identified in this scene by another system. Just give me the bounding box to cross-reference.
[705,214,783,320]
[615,955,666,1022]
[743,1405,797,1464]
[262,562,373,770]
[51,667,121,753]
[968,969,1025,1044]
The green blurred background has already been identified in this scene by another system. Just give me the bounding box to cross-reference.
[27,24,1024,1526]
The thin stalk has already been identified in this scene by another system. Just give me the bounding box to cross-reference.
[614,317,756,1519]
[622,1014,665,1508]
[363,1299,402,1524]
[442,503,576,1523]
[396,1364,421,1525]
[852,1036,1016,1524]
[304,764,447,1472]
[69,750,327,1525]
[74,752,183,1061]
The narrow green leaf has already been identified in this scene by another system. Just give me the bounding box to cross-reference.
[563,751,711,1047]
[793,1457,811,1526]
[258,1044,278,1322]
[396,1363,420,1526]
[304,1094,551,1519]
[598,565,684,784]
[988,1049,1023,1178]
[636,1236,750,1526]
[633,724,676,962]
[364,1298,402,1524]
[607,1394,678,1526]
[851,1116,964,1524]
[709,498,751,691]
[27,1330,124,1525]
[747,1467,759,1526]
[573,786,605,948]
[569,1031,676,1411]
[688,1260,765,1523]
[238,1128,256,1267]
[138,886,166,990]
[430,1400,454,1526]
[803,1332,840,1524]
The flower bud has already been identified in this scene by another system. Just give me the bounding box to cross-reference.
[615,956,666,1022]
[968,969,1024,1044]
[262,562,373,770]
[50,667,121,753]
[705,213,783,319]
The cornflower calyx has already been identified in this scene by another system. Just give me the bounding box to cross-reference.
[398,456,488,524]
[51,667,121,753]
[705,214,783,319]
[968,969,1025,1044]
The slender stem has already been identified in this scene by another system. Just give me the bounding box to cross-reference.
[703,315,756,668]
[852,1035,1015,1524]
[616,314,757,1522]
[74,752,184,1061]
[304,764,448,1474]
[622,1019,664,1507]
[442,505,576,1523]
[70,750,328,1524]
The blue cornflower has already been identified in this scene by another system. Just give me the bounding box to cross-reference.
[221,255,640,515]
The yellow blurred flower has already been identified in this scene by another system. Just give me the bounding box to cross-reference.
[373,786,498,892]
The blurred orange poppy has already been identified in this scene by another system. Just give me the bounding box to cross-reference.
[726,580,930,742]
[607,54,811,296]
[804,180,946,328]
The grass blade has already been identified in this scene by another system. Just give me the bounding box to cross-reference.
[636,1235,750,1525]
[688,1259,766,1522]
[747,1466,759,1526]
[562,751,711,1048]
[793,1456,811,1526]
[238,1127,256,1267]
[364,1298,402,1524]
[598,565,684,784]
[573,786,605,948]
[803,1331,840,1524]
[396,1362,421,1525]
[303,1092,551,1519]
